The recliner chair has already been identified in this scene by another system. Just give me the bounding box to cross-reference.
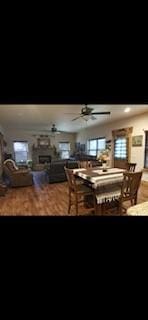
[3,159,33,187]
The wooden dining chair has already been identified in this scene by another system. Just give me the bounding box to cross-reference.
[126,163,137,172]
[78,160,92,169]
[103,171,142,215]
[64,167,96,215]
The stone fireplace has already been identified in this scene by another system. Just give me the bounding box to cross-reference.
[39,155,51,164]
[32,144,59,170]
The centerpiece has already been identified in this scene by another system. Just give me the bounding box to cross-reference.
[97,149,110,172]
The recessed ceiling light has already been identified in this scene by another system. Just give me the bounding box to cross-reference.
[124,107,130,113]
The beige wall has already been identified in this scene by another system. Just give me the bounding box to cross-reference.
[4,129,76,160]
[76,112,148,171]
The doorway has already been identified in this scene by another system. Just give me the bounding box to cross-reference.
[112,127,133,169]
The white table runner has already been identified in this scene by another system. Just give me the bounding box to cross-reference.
[92,168,125,175]
[74,168,125,203]
[75,169,125,189]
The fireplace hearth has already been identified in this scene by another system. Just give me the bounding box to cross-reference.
[39,155,51,164]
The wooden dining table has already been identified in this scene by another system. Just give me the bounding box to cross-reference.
[73,167,126,210]
[73,167,125,188]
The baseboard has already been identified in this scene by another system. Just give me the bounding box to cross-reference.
[143,168,148,172]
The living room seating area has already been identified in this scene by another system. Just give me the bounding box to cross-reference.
[47,159,79,183]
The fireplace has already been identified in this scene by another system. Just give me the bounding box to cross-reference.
[39,155,51,164]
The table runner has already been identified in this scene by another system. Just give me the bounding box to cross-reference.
[73,168,125,203]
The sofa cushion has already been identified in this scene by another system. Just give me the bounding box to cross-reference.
[47,160,79,183]
[67,160,79,169]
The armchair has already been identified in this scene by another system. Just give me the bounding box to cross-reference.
[3,159,33,187]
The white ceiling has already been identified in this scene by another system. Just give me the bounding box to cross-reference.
[0,105,148,133]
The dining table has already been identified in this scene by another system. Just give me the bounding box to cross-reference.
[73,167,126,206]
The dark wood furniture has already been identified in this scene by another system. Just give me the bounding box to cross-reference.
[78,160,92,169]
[74,167,140,215]
[126,162,136,172]
[64,167,95,215]
[104,171,142,214]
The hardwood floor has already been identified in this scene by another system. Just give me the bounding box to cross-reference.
[0,171,148,216]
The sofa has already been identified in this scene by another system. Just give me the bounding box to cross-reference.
[47,160,79,183]
[3,159,33,187]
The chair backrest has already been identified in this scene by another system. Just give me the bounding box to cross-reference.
[127,163,136,172]
[121,171,142,201]
[78,161,92,169]
[64,167,77,192]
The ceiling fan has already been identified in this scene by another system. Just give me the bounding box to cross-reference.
[32,124,61,136]
[65,105,111,121]
[50,124,61,134]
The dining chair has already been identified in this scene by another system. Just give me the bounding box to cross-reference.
[64,167,96,215]
[101,171,142,215]
[78,161,92,169]
[126,163,137,172]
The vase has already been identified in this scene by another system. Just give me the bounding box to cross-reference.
[102,161,107,172]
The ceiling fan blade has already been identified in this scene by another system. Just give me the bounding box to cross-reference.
[91,112,111,115]
[64,113,81,115]
[35,129,62,134]
[71,115,83,121]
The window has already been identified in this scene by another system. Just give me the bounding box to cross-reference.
[87,138,106,156]
[13,141,28,163]
[114,137,127,159]
[145,131,148,168]
[59,142,70,159]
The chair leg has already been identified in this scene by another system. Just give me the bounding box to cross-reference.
[93,192,97,215]
[101,202,104,215]
[118,201,122,214]
[75,194,78,215]
[68,191,71,214]
[134,194,138,205]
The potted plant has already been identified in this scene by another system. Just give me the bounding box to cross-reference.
[27,160,33,169]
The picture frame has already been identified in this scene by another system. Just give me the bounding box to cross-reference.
[132,135,143,147]
[37,137,50,147]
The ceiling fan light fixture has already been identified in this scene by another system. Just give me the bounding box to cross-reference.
[83,115,90,121]
[124,107,131,113]
[50,124,61,135]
